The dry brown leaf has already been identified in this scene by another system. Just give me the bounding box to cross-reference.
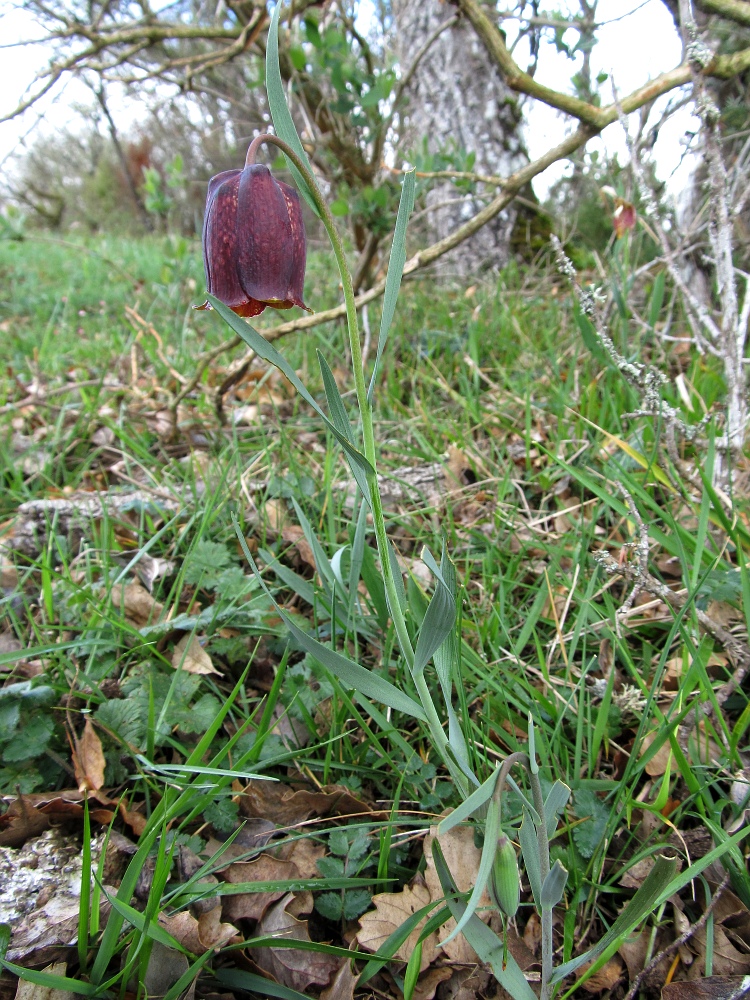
[578,956,624,992]
[159,903,237,954]
[172,634,221,676]
[255,893,339,992]
[356,880,438,973]
[278,837,326,878]
[523,911,541,955]
[411,966,454,1000]
[110,582,164,627]
[264,498,288,534]
[281,524,315,570]
[72,719,106,792]
[319,959,357,1000]
[238,780,383,826]
[221,854,300,923]
[619,857,656,889]
[14,961,74,1000]
[0,790,115,848]
[688,925,750,978]
[663,977,750,1000]
[423,826,491,964]
[437,969,493,1000]
[640,732,672,777]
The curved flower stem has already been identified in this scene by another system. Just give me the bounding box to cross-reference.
[529,760,552,1000]
[246,134,455,773]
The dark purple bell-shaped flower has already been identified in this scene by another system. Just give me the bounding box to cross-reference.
[199,149,309,318]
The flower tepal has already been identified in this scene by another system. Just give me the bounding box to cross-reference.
[200,153,310,318]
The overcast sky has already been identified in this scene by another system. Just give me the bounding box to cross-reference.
[0,0,691,198]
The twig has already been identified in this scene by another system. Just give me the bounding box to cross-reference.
[622,873,730,1000]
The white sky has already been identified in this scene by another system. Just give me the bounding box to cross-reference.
[0,0,693,199]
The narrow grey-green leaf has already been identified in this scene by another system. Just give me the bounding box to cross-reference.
[388,541,407,615]
[265,1,318,216]
[259,547,318,606]
[544,780,571,839]
[368,167,416,401]
[318,350,371,502]
[519,809,542,909]
[438,768,499,835]
[208,296,374,482]
[441,792,501,944]
[540,859,568,910]
[348,496,368,621]
[413,575,455,676]
[549,853,678,984]
[431,841,537,1000]
[291,497,336,588]
[237,531,426,720]
[432,547,475,785]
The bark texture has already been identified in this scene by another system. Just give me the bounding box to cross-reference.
[392,0,528,276]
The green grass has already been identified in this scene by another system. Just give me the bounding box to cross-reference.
[0,229,748,997]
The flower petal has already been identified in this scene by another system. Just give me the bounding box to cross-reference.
[203,169,255,314]
[236,164,297,306]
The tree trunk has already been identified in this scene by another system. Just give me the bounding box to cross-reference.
[391,0,528,277]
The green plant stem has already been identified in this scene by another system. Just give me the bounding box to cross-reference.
[530,767,553,1000]
[246,134,455,771]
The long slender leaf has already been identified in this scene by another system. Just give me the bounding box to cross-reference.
[439,768,499,834]
[318,351,371,501]
[218,968,315,1000]
[234,520,426,720]
[519,809,542,908]
[550,853,678,983]
[265,1,318,215]
[208,296,374,484]
[413,565,455,676]
[0,961,101,997]
[441,790,501,944]
[368,168,416,401]
[543,780,571,839]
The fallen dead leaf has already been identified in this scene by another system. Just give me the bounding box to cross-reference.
[279,837,326,879]
[281,524,315,570]
[319,959,357,1000]
[14,961,74,1000]
[411,966,454,1000]
[255,893,339,992]
[172,633,221,676]
[72,719,106,792]
[110,581,164,627]
[263,498,288,534]
[356,879,437,973]
[221,854,301,923]
[0,790,115,848]
[663,977,750,1000]
[640,732,672,777]
[423,825,491,964]
[523,911,541,955]
[238,781,383,826]
[688,925,750,978]
[578,956,624,992]
[159,903,238,954]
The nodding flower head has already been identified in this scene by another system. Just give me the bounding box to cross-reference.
[199,145,310,318]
